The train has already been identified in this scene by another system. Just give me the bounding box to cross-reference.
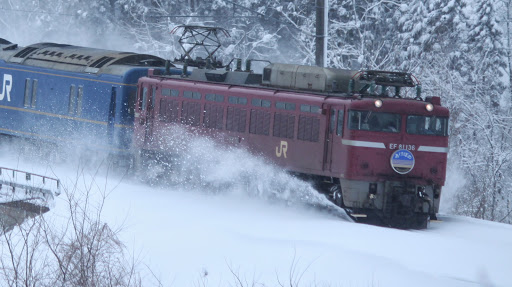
[0,37,181,157]
[0,36,449,229]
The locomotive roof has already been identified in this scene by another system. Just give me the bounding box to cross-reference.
[152,68,357,101]
[154,62,417,98]
[150,65,445,110]
[0,40,166,76]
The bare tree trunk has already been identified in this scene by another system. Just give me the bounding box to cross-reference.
[506,0,512,103]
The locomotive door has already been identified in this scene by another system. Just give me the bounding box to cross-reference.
[139,83,156,144]
[324,105,345,172]
[107,87,117,144]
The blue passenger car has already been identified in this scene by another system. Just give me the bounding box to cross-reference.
[0,38,180,155]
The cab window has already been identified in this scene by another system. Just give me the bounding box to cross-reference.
[406,115,448,136]
[348,110,401,133]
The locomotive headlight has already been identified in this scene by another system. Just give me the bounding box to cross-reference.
[426,103,434,112]
[374,99,383,108]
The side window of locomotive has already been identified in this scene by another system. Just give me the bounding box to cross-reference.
[184,91,202,100]
[251,98,271,108]
[151,86,156,108]
[229,96,247,105]
[141,87,148,111]
[406,115,448,136]
[206,94,225,102]
[228,96,247,105]
[348,110,401,133]
[329,110,336,133]
[336,110,344,136]
[276,101,296,111]
[162,88,179,97]
[300,104,320,114]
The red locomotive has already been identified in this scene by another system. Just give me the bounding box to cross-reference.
[133,62,449,229]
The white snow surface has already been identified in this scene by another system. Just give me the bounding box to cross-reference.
[1,144,511,287]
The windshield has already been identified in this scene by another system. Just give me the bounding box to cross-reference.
[348,110,401,133]
[406,115,449,136]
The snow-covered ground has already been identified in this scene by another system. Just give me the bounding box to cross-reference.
[1,141,511,287]
[98,182,512,287]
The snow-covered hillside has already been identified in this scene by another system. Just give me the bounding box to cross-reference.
[96,182,512,287]
[1,142,511,287]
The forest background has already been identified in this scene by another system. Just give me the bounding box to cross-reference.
[1,0,511,224]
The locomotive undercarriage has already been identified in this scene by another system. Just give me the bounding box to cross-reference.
[130,150,439,229]
[131,149,179,183]
[313,177,439,229]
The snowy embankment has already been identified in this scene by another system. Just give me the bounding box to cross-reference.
[0,141,511,287]
[96,182,512,287]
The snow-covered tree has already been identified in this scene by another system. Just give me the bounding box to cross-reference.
[327,0,402,70]
[454,108,512,223]
[449,0,512,224]
[115,0,287,64]
[464,0,506,108]
[0,0,121,48]
[397,0,429,70]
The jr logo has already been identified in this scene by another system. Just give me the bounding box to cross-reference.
[275,140,288,158]
[0,74,13,102]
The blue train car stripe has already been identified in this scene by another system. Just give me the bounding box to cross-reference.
[0,127,130,152]
[0,104,133,129]
[0,127,58,140]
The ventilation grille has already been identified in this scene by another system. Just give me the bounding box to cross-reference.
[14,47,38,58]
[89,56,115,68]
[0,38,12,45]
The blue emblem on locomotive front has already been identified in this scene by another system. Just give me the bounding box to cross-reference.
[390,149,415,174]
